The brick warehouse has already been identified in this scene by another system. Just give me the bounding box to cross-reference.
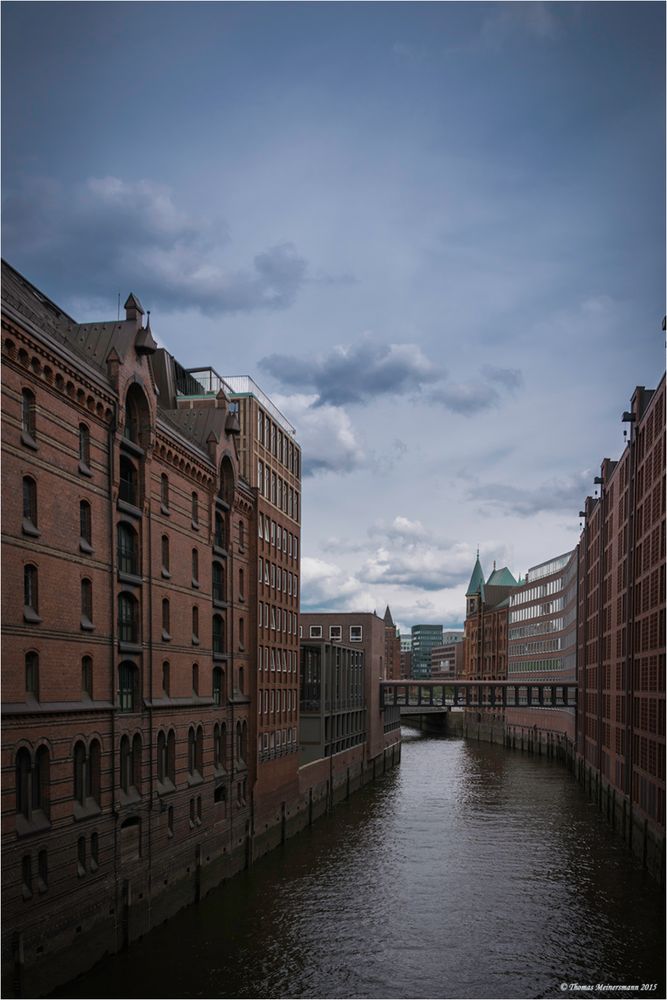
[1,261,402,997]
[577,376,665,876]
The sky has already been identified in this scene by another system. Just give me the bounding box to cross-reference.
[3,1,665,633]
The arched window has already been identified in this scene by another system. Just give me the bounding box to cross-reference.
[161,599,170,638]
[124,384,149,447]
[120,735,131,792]
[239,519,246,550]
[118,593,139,644]
[157,731,167,783]
[213,723,223,769]
[80,500,92,549]
[214,512,225,549]
[81,578,93,627]
[73,741,86,804]
[89,740,101,803]
[161,535,170,574]
[23,476,37,533]
[21,388,36,441]
[191,492,199,526]
[160,474,169,511]
[239,618,245,649]
[192,663,199,694]
[238,666,245,693]
[132,734,142,793]
[236,721,242,761]
[24,564,38,614]
[241,721,248,762]
[25,652,39,699]
[118,523,138,575]
[188,728,196,775]
[212,563,225,603]
[16,748,32,819]
[191,548,199,585]
[219,456,235,505]
[119,455,138,506]
[119,661,138,711]
[212,667,223,706]
[33,746,50,818]
[162,660,170,695]
[192,606,199,643]
[239,568,245,600]
[82,656,93,697]
[167,730,176,783]
[212,615,224,655]
[196,726,204,775]
[79,423,90,469]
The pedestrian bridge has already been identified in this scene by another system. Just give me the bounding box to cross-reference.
[380,679,577,715]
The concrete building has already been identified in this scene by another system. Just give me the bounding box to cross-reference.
[410,624,443,679]
[431,631,464,679]
[505,550,578,743]
[300,612,401,760]
[577,376,665,863]
[299,640,365,763]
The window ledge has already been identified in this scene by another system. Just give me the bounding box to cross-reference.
[191,521,199,532]
[15,811,50,838]
[118,789,141,807]
[22,520,40,538]
[118,641,141,654]
[23,608,42,625]
[186,772,204,788]
[212,545,228,558]
[162,631,171,642]
[118,571,142,586]
[21,431,38,451]
[192,578,200,589]
[156,779,176,797]
[212,651,227,662]
[73,799,102,822]
[161,568,171,580]
[117,499,142,519]
[79,538,94,555]
[78,461,93,478]
[120,437,144,458]
[80,618,95,632]
[213,598,228,609]
[192,636,200,646]
[160,504,170,517]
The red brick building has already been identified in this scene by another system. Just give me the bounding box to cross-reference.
[463,558,518,683]
[0,262,297,994]
[382,605,401,680]
[577,376,665,870]
[431,632,464,679]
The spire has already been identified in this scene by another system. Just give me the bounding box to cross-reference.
[466,553,485,598]
[383,605,394,626]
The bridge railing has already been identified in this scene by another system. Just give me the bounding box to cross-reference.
[379,680,577,710]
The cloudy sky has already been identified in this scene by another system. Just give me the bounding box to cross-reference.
[3,2,664,632]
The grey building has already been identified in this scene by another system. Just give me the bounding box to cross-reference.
[411,624,444,679]
[299,640,366,763]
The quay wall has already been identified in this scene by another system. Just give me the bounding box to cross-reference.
[4,738,401,1000]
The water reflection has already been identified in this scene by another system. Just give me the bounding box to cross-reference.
[54,729,665,999]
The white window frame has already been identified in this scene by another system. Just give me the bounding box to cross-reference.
[309,625,322,638]
[350,625,363,642]
[329,625,342,641]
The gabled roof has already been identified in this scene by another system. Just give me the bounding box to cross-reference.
[465,556,485,598]
[486,566,517,587]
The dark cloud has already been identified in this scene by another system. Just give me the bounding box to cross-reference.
[428,364,524,414]
[2,175,307,315]
[259,336,441,407]
[469,469,592,516]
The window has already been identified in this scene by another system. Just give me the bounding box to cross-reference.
[80,501,92,550]
[16,746,49,822]
[119,455,138,506]
[25,652,39,699]
[79,424,91,471]
[212,562,225,603]
[162,598,170,639]
[213,667,223,706]
[350,626,363,642]
[188,727,203,776]
[119,661,138,711]
[117,523,138,575]
[192,663,199,694]
[214,512,225,549]
[192,606,199,644]
[160,474,169,511]
[82,656,93,698]
[161,535,170,576]
[73,739,100,808]
[118,593,139,644]
[162,660,170,695]
[239,519,246,550]
[24,564,40,621]
[239,617,245,649]
[213,615,224,655]
[81,578,93,628]
[309,625,322,639]
[239,568,245,601]
[21,388,36,443]
[77,836,86,876]
[157,731,167,783]
[23,477,38,534]
[120,734,142,795]
[90,833,99,871]
[214,723,224,769]
[219,456,235,505]
[191,491,199,527]
[191,548,199,587]
[38,849,48,889]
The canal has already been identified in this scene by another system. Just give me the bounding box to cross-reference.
[54,729,665,999]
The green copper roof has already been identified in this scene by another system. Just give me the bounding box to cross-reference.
[486,566,517,587]
[465,556,486,597]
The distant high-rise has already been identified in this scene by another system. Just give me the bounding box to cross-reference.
[411,624,443,679]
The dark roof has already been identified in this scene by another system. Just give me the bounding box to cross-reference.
[486,566,517,587]
[465,556,485,598]
[383,605,394,626]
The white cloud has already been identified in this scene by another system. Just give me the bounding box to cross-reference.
[272,393,365,477]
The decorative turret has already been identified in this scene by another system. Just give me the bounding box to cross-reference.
[124,293,144,326]
[134,316,158,356]
[383,605,394,626]
[465,551,485,599]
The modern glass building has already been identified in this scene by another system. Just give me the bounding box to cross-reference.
[411,624,444,679]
